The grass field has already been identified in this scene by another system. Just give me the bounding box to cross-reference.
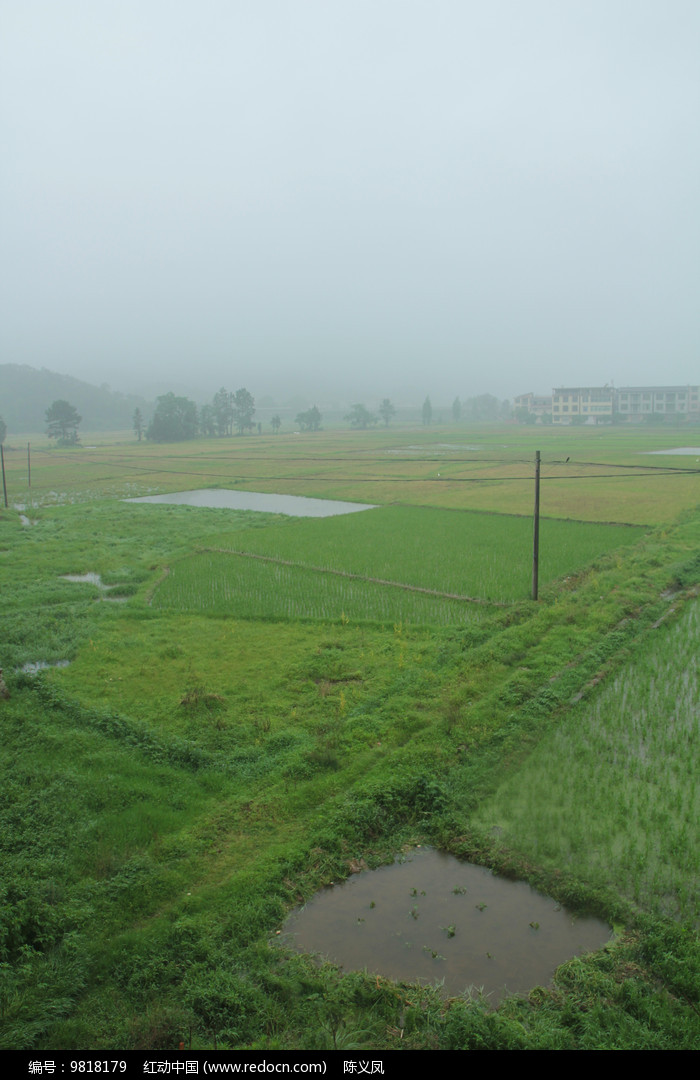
[4,419,700,523]
[1,422,700,1051]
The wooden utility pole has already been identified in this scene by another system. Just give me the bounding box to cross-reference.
[532,450,540,601]
[27,442,31,487]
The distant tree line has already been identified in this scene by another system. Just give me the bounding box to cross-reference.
[467,394,511,421]
[295,405,322,432]
[38,387,514,447]
[342,395,511,430]
[345,403,377,429]
[451,394,511,422]
[143,387,257,443]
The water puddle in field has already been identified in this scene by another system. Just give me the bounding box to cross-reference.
[282,848,611,1003]
[386,444,483,455]
[14,504,37,525]
[21,660,71,674]
[60,573,127,602]
[125,489,377,517]
[62,572,107,587]
[644,447,700,455]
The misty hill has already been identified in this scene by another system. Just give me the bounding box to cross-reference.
[0,364,150,436]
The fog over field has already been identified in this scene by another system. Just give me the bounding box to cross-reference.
[1,1,698,404]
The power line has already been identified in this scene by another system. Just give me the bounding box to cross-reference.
[14,447,700,487]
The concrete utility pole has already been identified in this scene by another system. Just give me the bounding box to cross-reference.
[532,450,540,601]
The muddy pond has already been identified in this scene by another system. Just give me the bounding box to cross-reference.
[282,848,610,1003]
[126,489,377,517]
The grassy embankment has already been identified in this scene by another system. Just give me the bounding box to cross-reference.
[1,424,699,1050]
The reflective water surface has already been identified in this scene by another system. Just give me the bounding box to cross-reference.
[60,573,127,601]
[126,489,377,517]
[61,572,106,587]
[283,848,611,1003]
[644,447,700,455]
[21,660,71,674]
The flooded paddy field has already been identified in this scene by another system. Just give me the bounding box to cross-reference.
[126,488,377,517]
[283,848,610,1002]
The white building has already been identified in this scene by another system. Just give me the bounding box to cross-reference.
[615,386,700,420]
[514,392,552,417]
[551,387,614,424]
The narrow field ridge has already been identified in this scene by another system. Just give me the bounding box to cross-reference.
[204,546,506,607]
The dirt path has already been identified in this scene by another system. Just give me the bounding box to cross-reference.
[146,565,170,606]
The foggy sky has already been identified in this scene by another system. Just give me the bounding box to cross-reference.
[1,1,698,405]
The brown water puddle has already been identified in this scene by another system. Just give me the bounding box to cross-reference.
[282,848,611,1003]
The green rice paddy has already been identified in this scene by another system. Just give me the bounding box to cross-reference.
[152,549,489,624]
[152,505,644,618]
[474,599,700,922]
